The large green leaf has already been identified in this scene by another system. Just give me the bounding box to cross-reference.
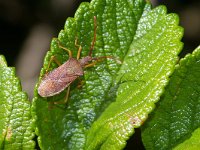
[32,0,183,149]
[0,55,35,149]
[142,46,200,150]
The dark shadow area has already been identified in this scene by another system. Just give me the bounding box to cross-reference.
[156,0,200,57]
[0,0,90,66]
[125,128,145,150]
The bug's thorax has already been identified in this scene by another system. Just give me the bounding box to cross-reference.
[65,58,84,76]
[79,56,93,67]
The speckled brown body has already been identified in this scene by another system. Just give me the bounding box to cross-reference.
[38,16,97,98]
[38,57,92,97]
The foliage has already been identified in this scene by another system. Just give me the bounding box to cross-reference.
[0,56,35,149]
[142,46,200,150]
[0,0,199,150]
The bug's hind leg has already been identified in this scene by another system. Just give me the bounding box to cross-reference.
[52,86,71,107]
[77,78,85,89]
[48,86,71,110]
[64,86,70,104]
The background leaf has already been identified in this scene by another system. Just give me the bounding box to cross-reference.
[174,128,200,150]
[0,55,35,150]
[32,0,183,149]
[142,46,200,150]
[0,56,7,67]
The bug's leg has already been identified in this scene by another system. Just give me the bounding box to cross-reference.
[45,55,62,74]
[75,37,82,60]
[84,56,121,69]
[77,78,85,89]
[52,86,71,106]
[75,16,97,59]
[83,56,112,68]
[84,61,98,68]
[64,86,70,103]
[88,16,97,57]
[48,101,66,110]
[57,41,73,58]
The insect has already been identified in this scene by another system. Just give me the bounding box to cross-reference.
[38,16,113,103]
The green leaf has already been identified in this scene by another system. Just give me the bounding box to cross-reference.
[0,55,35,149]
[86,4,183,150]
[32,0,183,149]
[142,46,200,150]
[174,128,200,150]
[0,55,7,67]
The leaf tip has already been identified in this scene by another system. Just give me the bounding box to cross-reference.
[0,55,7,67]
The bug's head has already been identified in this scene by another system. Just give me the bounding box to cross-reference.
[79,56,93,67]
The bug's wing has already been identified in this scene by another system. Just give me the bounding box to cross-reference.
[38,58,83,97]
[41,58,83,83]
[54,58,84,79]
[65,58,84,76]
[38,75,78,97]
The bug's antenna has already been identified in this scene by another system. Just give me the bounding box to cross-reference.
[89,16,97,57]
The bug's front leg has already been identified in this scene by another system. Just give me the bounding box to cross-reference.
[75,37,83,60]
[57,40,73,58]
[83,56,111,68]
[46,55,61,73]
[84,61,98,68]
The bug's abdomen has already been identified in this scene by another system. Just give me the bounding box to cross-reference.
[38,58,83,97]
[38,75,78,97]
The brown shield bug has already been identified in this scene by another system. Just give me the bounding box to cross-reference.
[38,16,115,103]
